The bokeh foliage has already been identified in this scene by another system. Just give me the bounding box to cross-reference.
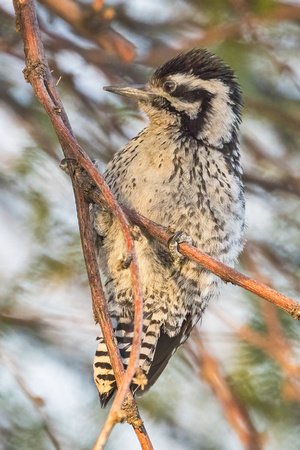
[1,0,300,449]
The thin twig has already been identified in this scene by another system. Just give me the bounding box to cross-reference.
[12,1,152,449]
[0,347,61,450]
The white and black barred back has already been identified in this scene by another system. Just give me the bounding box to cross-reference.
[93,49,245,406]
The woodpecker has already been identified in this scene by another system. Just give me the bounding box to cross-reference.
[93,48,245,406]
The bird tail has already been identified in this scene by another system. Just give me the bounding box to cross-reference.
[93,313,196,406]
[93,314,161,407]
[93,337,117,407]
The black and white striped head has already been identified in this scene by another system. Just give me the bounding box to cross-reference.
[104,49,243,148]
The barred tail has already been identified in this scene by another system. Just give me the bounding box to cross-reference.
[93,313,195,406]
[94,338,117,407]
[93,314,161,407]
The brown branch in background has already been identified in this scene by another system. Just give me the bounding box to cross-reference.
[244,172,300,197]
[12,1,151,449]
[185,331,264,450]
[0,347,61,450]
[0,86,59,160]
[37,0,136,62]
[197,3,300,46]
[212,305,300,403]
[240,247,300,400]
[245,98,300,134]
[242,135,300,198]
[143,3,300,67]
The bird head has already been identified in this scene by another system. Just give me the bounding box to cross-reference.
[104,49,243,148]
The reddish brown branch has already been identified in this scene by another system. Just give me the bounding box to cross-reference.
[84,187,300,321]
[178,244,300,320]
[12,1,151,449]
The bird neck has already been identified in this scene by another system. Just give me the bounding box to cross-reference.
[196,96,240,148]
[144,117,242,179]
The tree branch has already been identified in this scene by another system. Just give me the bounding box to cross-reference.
[81,179,300,321]
[12,1,152,449]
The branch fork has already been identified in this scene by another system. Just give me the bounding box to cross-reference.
[13,1,150,449]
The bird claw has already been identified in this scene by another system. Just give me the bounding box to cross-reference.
[168,230,194,263]
[60,157,78,175]
[60,158,99,179]
[130,225,143,241]
[60,158,99,203]
[132,368,148,391]
[130,226,148,247]
[61,158,113,238]
[93,204,113,238]
[116,252,133,271]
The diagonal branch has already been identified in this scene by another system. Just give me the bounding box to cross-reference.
[12,1,152,449]
[81,180,300,321]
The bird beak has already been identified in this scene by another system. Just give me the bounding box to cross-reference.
[103,84,155,102]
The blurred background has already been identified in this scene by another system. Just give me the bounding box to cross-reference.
[1,0,300,449]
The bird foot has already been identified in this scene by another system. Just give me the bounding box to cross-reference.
[132,368,148,391]
[116,252,133,271]
[130,225,143,241]
[168,230,194,263]
[60,157,78,175]
[93,204,113,238]
[60,157,90,188]
[60,158,99,174]
[60,158,100,204]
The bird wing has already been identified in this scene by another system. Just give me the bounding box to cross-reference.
[134,314,193,396]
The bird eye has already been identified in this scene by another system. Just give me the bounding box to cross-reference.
[163,80,176,94]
